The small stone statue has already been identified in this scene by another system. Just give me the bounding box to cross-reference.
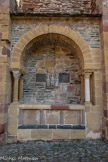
[51,73,55,86]
[55,73,59,87]
[46,73,50,87]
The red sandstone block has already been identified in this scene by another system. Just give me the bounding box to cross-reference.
[104,82,108,93]
[104,110,108,118]
[2,47,10,57]
[0,123,5,134]
[0,104,8,113]
[103,6,108,15]
[0,133,6,145]
[0,0,10,7]
[102,26,108,32]
[67,86,76,92]
[51,104,69,110]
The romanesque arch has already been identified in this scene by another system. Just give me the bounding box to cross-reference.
[10,25,93,71]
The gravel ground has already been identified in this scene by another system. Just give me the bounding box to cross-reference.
[0,140,108,162]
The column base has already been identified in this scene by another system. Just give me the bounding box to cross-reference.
[84,101,92,106]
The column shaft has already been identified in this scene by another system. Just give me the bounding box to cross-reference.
[13,71,21,102]
[13,79,19,102]
[84,73,91,103]
[19,78,23,101]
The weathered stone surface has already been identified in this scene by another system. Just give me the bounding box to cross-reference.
[71,130,85,139]
[51,104,69,110]
[19,0,101,15]
[23,44,81,104]
[0,124,5,134]
[64,111,78,125]
[31,129,52,140]
[17,129,31,141]
[53,129,71,139]
[46,110,60,124]
[0,0,10,7]
[24,110,40,125]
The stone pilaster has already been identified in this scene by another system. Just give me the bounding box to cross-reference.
[0,0,10,145]
[100,0,108,140]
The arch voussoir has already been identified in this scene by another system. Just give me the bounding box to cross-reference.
[11,25,93,71]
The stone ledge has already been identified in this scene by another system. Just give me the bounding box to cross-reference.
[18,125,85,130]
[10,13,102,17]
[18,104,85,110]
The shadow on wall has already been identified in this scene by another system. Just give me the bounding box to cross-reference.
[10,0,18,13]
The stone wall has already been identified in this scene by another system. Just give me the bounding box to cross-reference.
[19,0,91,14]
[23,44,81,104]
[91,0,102,14]
[9,13,103,141]
[11,17,100,52]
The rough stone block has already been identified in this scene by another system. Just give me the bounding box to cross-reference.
[53,129,71,140]
[0,133,6,145]
[64,111,78,125]
[8,126,17,136]
[87,112,102,126]
[71,130,85,139]
[0,7,10,14]
[46,110,60,125]
[0,94,9,104]
[45,60,55,67]
[2,32,10,42]
[31,129,52,140]
[0,56,9,63]
[17,129,31,141]
[0,104,8,113]
[0,123,5,134]
[0,113,7,124]
[24,110,40,125]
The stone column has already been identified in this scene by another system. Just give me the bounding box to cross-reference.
[19,76,24,101]
[80,75,85,104]
[84,72,91,103]
[13,71,21,102]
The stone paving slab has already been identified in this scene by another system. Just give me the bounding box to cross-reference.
[0,140,108,162]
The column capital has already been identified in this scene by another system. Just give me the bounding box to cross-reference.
[13,71,21,80]
[84,72,92,79]
[78,69,93,77]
